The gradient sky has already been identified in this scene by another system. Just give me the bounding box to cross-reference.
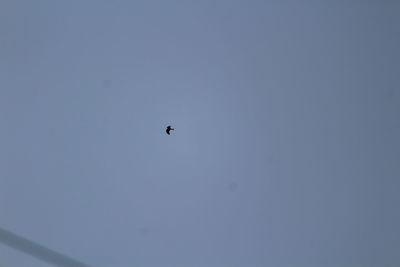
[1,1,400,266]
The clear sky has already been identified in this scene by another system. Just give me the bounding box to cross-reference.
[1,1,400,266]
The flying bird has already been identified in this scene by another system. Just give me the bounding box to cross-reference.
[166,125,174,135]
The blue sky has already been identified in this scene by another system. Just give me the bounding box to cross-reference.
[1,1,400,266]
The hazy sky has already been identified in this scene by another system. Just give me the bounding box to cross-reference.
[1,1,400,266]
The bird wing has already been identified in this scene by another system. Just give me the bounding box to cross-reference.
[166,128,170,135]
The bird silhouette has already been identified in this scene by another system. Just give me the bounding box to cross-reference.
[166,125,174,135]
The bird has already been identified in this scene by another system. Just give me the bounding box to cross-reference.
[166,125,174,135]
